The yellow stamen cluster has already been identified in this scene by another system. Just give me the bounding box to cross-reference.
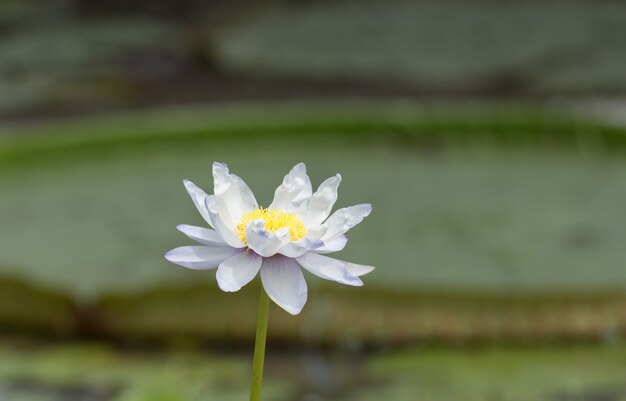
[238,208,307,244]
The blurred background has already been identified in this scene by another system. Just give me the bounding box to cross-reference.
[1,0,626,400]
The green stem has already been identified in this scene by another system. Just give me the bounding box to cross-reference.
[249,286,270,401]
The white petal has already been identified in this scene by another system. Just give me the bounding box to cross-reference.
[260,255,308,315]
[278,237,324,258]
[165,246,240,270]
[345,262,375,277]
[321,204,373,241]
[212,162,258,221]
[269,163,312,212]
[245,219,291,257]
[313,235,347,254]
[205,196,245,248]
[216,251,262,292]
[296,253,363,286]
[176,224,226,246]
[183,180,214,228]
[300,174,341,226]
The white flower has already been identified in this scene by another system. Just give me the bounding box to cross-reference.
[165,162,374,315]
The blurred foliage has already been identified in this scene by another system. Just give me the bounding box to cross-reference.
[1,0,626,117]
[1,276,624,345]
[2,103,626,298]
[0,342,252,401]
[3,101,626,159]
[364,345,626,401]
[217,0,626,94]
[0,278,76,336]
[0,18,187,113]
[83,284,626,345]
[0,0,218,116]
[0,103,625,344]
[0,342,625,401]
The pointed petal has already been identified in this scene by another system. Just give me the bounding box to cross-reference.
[296,253,363,286]
[245,219,291,257]
[269,163,313,212]
[313,235,347,254]
[205,196,245,248]
[300,174,341,226]
[183,179,214,228]
[176,224,226,246]
[216,251,262,292]
[212,162,258,222]
[278,237,324,258]
[345,262,375,277]
[165,246,240,270]
[321,204,372,241]
[260,255,308,315]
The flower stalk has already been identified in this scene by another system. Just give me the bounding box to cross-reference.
[249,286,270,401]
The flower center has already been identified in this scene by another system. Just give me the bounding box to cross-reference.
[237,208,307,244]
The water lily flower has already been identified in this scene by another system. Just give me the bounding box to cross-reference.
[165,162,374,315]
